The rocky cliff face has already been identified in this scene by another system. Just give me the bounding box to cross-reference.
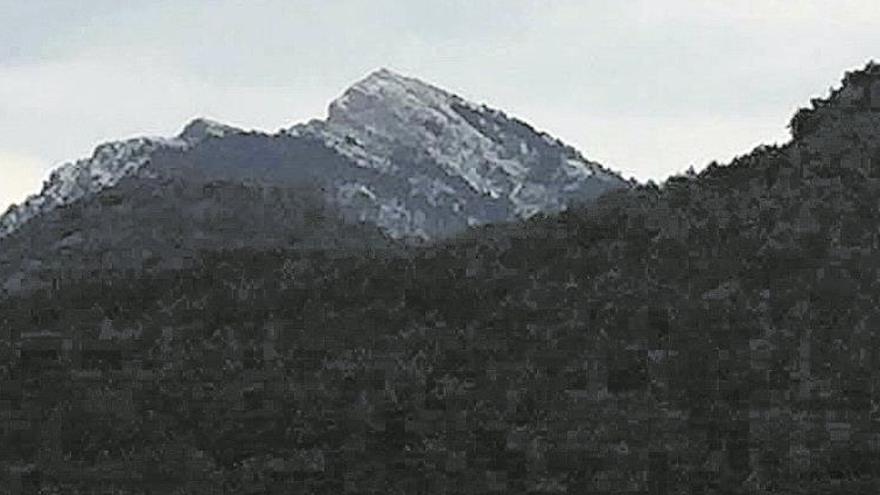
[290,68,627,238]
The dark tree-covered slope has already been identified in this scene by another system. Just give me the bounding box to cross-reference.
[0,173,394,297]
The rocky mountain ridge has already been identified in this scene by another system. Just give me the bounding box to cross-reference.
[290,69,624,236]
[0,69,628,242]
[0,118,239,239]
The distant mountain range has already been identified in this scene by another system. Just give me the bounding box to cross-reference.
[0,69,627,244]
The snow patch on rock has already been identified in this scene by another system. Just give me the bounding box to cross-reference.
[289,68,627,238]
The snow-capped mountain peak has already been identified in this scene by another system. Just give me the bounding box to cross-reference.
[290,68,627,237]
[327,68,457,126]
[1,69,627,242]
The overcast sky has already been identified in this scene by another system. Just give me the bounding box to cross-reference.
[1,0,879,211]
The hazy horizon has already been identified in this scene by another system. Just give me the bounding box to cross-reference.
[2,0,879,212]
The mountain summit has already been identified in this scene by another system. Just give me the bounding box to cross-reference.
[290,69,627,237]
[0,69,627,243]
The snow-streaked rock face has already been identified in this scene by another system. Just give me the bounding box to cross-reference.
[290,68,627,238]
[0,119,240,239]
[1,70,627,242]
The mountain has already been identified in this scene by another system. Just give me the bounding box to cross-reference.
[0,69,627,244]
[0,69,628,297]
[0,119,239,239]
[7,63,880,493]
[289,68,626,237]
